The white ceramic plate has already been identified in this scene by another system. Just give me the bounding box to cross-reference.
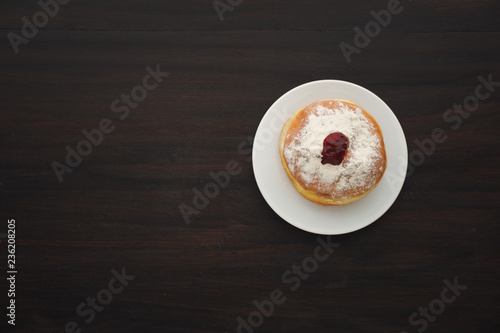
[252,80,407,235]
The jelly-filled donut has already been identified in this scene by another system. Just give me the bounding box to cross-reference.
[279,99,387,205]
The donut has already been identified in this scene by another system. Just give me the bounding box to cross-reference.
[279,99,387,205]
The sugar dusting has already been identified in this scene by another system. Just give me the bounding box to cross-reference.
[284,101,382,198]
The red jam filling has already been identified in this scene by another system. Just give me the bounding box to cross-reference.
[321,132,349,165]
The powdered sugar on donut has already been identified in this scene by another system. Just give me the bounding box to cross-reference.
[283,100,383,199]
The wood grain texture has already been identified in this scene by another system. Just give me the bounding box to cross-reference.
[1,1,499,332]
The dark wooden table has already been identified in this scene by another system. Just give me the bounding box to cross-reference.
[1,1,499,332]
